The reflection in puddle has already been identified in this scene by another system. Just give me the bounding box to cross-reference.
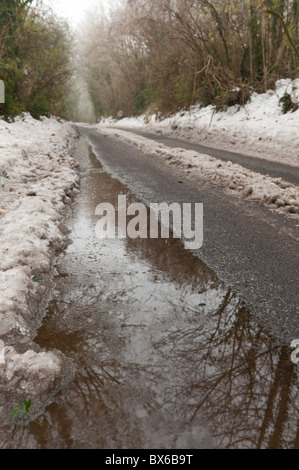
[0,138,298,449]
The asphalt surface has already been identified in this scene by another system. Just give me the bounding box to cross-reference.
[117,128,299,185]
[77,126,299,343]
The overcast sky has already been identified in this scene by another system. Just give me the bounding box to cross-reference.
[42,0,104,26]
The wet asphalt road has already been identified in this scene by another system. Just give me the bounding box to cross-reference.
[77,126,298,343]
[117,128,299,185]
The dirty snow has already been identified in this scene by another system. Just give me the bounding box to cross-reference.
[95,79,299,215]
[0,114,79,414]
[1,347,61,395]
[94,127,299,216]
[100,79,299,166]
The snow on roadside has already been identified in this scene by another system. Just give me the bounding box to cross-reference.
[95,127,299,216]
[100,79,299,167]
[0,114,79,419]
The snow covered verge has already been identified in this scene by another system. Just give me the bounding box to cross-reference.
[0,115,80,423]
[95,79,298,216]
[99,78,299,167]
[93,127,299,217]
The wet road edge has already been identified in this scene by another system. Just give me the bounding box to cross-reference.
[77,126,299,344]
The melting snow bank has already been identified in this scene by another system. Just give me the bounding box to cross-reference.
[99,78,299,167]
[0,115,79,424]
[95,127,299,216]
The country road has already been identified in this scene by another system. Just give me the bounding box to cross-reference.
[78,126,298,343]
[1,0,299,451]
[116,128,299,185]
[2,128,298,449]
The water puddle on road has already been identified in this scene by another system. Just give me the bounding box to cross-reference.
[1,137,298,449]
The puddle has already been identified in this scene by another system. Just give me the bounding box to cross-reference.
[0,138,298,449]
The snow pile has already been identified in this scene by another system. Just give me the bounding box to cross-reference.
[97,127,299,215]
[1,348,61,395]
[100,79,299,167]
[94,79,298,215]
[0,114,79,415]
[0,267,32,337]
[0,344,75,424]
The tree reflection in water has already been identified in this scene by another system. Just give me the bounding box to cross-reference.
[1,141,297,449]
[152,292,298,449]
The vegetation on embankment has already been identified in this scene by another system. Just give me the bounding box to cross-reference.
[0,0,72,120]
[1,1,298,122]
[76,0,298,120]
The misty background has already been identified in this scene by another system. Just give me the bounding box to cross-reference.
[0,0,298,122]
